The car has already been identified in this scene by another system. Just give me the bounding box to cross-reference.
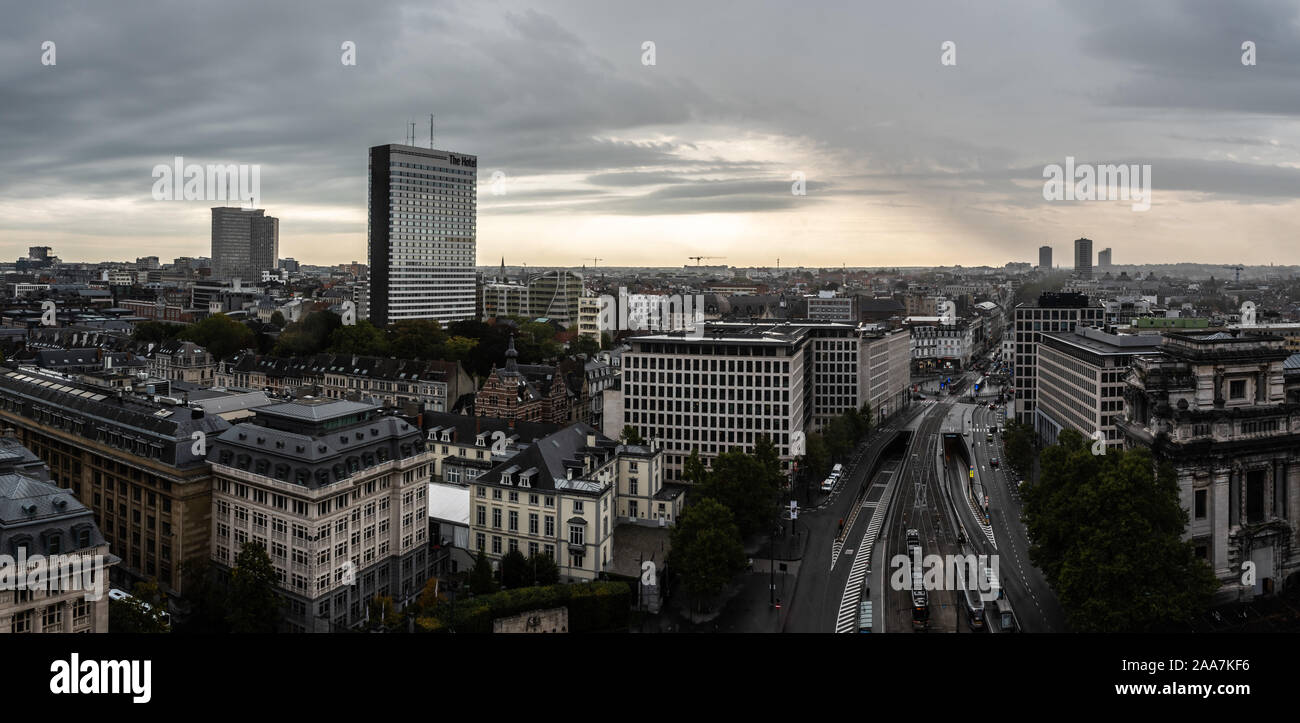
[990,458,1000,468]
[821,477,835,492]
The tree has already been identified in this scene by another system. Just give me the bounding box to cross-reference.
[1002,420,1036,476]
[227,541,282,633]
[366,596,403,631]
[269,310,285,327]
[109,579,171,633]
[803,433,830,480]
[527,553,561,586]
[328,320,390,356]
[668,497,747,601]
[469,550,497,595]
[619,425,646,446]
[388,319,448,359]
[570,335,600,358]
[499,549,529,589]
[174,557,229,634]
[132,320,186,345]
[444,336,479,361]
[177,313,254,360]
[682,448,709,486]
[1022,430,1218,632]
[274,310,342,356]
[695,436,783,537]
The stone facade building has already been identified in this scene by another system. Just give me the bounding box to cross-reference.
[1119,331,1300,600]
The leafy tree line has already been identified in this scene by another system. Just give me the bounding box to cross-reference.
[131,308,602,376]
[667,436,788,604]
[801,403,872,481]
[172,542,283,633]
[1021,430,1218,632]
[1001,419,1036,477]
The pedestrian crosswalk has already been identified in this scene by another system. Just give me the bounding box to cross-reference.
[834,488,894,633]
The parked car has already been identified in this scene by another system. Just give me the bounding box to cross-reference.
[990,458,1000,468]
[821,477,835,492]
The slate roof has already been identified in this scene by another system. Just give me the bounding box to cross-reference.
[474,422,617,496]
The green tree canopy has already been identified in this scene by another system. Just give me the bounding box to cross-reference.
[328,319,391,356]
[668,497,747,600]
[694,436,783,537]
[499,549,529,590]
[527,553,561,586]
[1022,430,1218,632]
[619,425,646,446]
[177,313,255,360]
[227,541,282,633]
[132,320,186,345]
[470,550,497,596]
[174,557,229,634]
[389,319,449,359]
[1002,419,1036,476]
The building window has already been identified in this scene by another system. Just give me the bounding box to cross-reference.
[1229,379,1246,400]
[569,525,584,546]
[1195,489,1207,520]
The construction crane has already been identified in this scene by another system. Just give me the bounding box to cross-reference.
[689,255,726,266]
[589,257,603,268]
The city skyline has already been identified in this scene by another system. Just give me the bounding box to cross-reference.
[6,1,1300,269]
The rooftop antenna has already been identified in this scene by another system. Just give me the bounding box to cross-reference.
[430,114,435,149]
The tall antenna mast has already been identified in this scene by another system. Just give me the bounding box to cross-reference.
[430,114,435,149]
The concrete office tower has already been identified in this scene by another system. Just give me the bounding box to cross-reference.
[211,207,279,282]
[1039,245,1052,270]
[1098,247,1112,269]
[1073,237,1093,279]
[368,144,477,326]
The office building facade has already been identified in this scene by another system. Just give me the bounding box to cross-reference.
[368,144,477,326]
[207,398,434,632]
[622,322,910,480]
[1012,292,1106,425]
[211,207,279,282]
[1073,237,1093,279]
[1039,245,1052,270]
[1034,327,1161,450]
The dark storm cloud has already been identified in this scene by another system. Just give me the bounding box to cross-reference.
[2,0,1300,264]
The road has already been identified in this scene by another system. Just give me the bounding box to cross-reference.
[780,404,925,633]
[876,398,963,633]
[961,400,1067,633]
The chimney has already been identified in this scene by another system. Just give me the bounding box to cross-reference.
[191,407,204,419]
[586,432,596,449]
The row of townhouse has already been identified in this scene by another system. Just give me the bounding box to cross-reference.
[215,352,474,413]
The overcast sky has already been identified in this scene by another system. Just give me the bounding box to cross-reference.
[4,0,1300,269]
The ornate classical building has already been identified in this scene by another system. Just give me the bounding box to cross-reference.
[1118,331,1300,601]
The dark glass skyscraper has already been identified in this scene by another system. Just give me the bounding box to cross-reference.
[368,144,477,326]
